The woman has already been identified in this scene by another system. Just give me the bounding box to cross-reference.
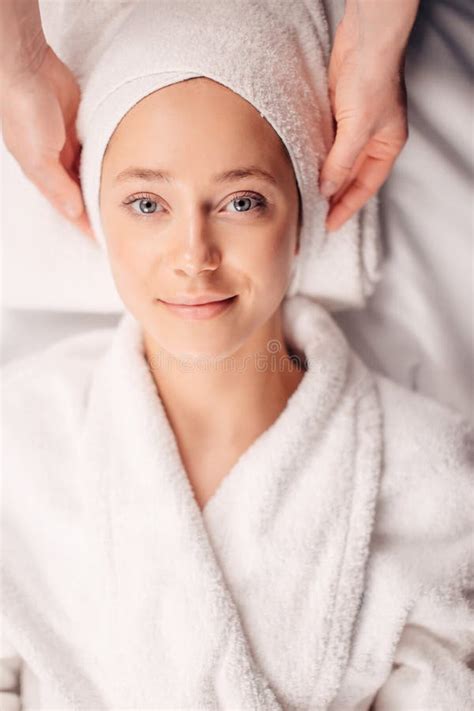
[2,1,473,708]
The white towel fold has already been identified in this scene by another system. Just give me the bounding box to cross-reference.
[76,0,382,311]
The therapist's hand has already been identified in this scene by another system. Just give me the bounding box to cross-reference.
[1,45,93,238]
[320,0,420,232]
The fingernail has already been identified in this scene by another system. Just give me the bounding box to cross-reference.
[64,203,81,219]
[326,215,341,232]
[320,180,337,198]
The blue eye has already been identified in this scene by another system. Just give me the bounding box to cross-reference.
[126,196,162,216]
[122,191,267,219]
[225,193,266,213]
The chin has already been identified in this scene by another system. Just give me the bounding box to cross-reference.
[140,306,255,365]
[146,327,249,366]
[168,339,241,364]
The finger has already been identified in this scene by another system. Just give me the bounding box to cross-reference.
[27,157,94,239]
[327,147,368,205]
[71,210,96,241]
[26,157,85,220]
[46,140,94,237]
[325,152,398,231]
[62,119,81,175]
[320,120,371,198]
[60,133,79,177]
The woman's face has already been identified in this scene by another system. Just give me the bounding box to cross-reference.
[100,77,300,361]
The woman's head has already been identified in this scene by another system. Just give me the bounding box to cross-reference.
[100,77,302,361]
[79,1,380,340]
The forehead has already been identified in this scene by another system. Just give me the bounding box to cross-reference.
[107,77,285,158]
[103,77,289,169]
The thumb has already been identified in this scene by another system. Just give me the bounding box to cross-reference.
[320,120,370,198]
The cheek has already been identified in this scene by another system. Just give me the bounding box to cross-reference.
[248,224,297,285]
[101,213,153,301]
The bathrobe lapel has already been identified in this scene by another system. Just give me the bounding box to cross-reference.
[78,294,383,709]
[79,313,284,709]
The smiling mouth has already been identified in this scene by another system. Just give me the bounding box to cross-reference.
[161,293,237,306]
[157,295,238,320]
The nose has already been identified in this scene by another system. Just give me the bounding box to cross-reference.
[171,213,221,278]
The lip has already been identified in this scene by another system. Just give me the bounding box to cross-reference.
[158,295,238,320]
[163,293,237,306]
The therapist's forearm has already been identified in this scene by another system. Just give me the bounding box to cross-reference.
[0,0,48,84]
[343,0,420,58]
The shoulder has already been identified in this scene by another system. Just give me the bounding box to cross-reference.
[2,326,116,442]
[372,374,473,587]
[376,373,473,482]
[2,324,115,382]
[375,374,472,485]
[376,374,472,457]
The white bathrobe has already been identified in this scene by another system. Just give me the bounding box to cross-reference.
[1,295,473,710]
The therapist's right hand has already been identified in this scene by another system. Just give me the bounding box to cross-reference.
[1,44,93,239]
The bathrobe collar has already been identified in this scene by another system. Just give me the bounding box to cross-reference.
[77,294,383,708]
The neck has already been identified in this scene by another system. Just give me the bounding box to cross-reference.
[143,309,306,447]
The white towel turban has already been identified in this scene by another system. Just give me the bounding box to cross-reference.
[77,0,382,311]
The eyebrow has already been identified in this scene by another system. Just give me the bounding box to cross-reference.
[114,165,278,187]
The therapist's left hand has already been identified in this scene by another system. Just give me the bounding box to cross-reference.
[320,0,419,232]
